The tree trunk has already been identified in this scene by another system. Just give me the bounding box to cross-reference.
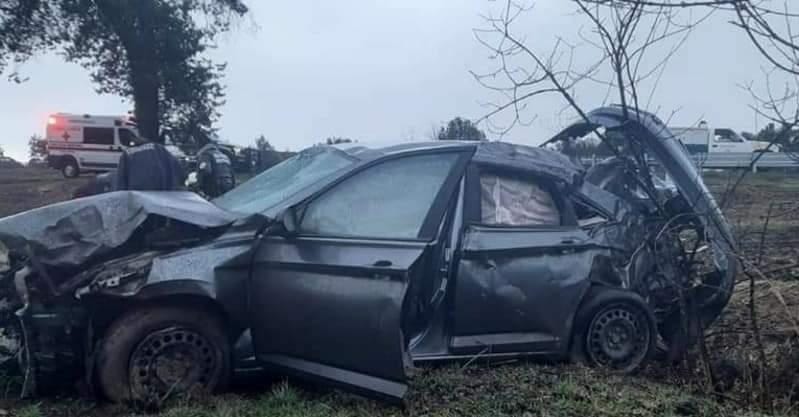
[130,0,161,142]
[93,0,163,143]
[130,63,160,142]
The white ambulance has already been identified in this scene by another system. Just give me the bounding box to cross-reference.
[45,113,141,178]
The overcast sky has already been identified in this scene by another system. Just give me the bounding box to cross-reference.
[0,1,781,162]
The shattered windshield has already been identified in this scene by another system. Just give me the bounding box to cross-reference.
[214,146,356,215]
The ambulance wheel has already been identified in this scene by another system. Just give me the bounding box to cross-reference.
[62,159,79,178]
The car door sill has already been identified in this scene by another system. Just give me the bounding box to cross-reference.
[412,350,561,362]
[449,332,559,355]
[258,354,407,401]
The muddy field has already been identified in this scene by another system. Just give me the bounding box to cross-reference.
[0,167,797,416]
[0,167,89,218]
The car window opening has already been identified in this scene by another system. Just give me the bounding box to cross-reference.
[300,153,459,239]
[574,200,609,227]
[479,172,561,227]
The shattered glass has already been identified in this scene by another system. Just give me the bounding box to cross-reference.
[214,146,356,215]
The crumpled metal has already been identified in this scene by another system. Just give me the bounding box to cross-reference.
[473,141,584,186]
[0,191,238,270]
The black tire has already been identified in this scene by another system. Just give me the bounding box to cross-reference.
[96,306,231,404]
[571,288,656,373]
[62,158,79,178]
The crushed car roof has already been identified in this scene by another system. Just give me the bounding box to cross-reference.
[337,140,584,185]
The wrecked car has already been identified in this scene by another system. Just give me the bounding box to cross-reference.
[0,107,736,404]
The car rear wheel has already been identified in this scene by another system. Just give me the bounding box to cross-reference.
[571,288,656,373]
[62,158,79,178]
[96,306,231,404]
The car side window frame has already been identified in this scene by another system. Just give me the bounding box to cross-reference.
[714,128,742,143]
[462,163,579,229]
[571,196,613,227]
[292,149,473,242]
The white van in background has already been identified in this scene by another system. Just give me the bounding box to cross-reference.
[670,122,776,155]
[45,113,139,177]
[45,113,189,178]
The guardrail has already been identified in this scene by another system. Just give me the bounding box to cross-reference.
[581,152,799,172]
[691,152,799,171]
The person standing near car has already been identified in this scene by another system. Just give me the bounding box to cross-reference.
[196,140,236,198]
[113,136,185,192]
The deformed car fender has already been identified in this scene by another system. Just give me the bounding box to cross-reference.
[550,106,737,326]
[82,230,258,331]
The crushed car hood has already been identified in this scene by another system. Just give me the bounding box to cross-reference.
[0,191,239,270]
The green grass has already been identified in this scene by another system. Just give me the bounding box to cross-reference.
[139,365,784,417]
[2,170,797,417]
[5,364,783,417]
[14,404,43,417]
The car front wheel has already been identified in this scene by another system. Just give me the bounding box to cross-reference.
[572,288,656,373]
[96,306,231,404]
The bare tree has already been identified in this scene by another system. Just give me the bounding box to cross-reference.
[473,0,708,135]
[474,1,799,412]
[582,1,799,75]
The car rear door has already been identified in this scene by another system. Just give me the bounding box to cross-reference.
[248,150,469,401]
[450,166,594,355]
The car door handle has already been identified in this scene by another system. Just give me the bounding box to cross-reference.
[560,238,576,245]
[372,260,393,267]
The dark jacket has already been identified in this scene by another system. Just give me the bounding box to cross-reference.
[113,143,185,191]
[197,144,235,198]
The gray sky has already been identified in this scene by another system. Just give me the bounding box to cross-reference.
[0,1,778,162]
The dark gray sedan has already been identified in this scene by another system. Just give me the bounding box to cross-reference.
[0,107,735,404]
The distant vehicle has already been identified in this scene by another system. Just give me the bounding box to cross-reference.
[45,113,140,178]
[0,156,23,169]
[45,113,189,178]
[214,138,251,172]
[670,122,776,154]
[26,157,47,168]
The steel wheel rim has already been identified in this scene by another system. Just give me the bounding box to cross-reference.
[129,327,217,400]
[64,164,76,177]
[587,304,650,370]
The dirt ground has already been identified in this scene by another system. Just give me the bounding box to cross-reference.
[0,167,797,416]
[0,167,89,218]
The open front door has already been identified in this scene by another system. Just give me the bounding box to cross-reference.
[247,150,468,401]
[249,237,428,400]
